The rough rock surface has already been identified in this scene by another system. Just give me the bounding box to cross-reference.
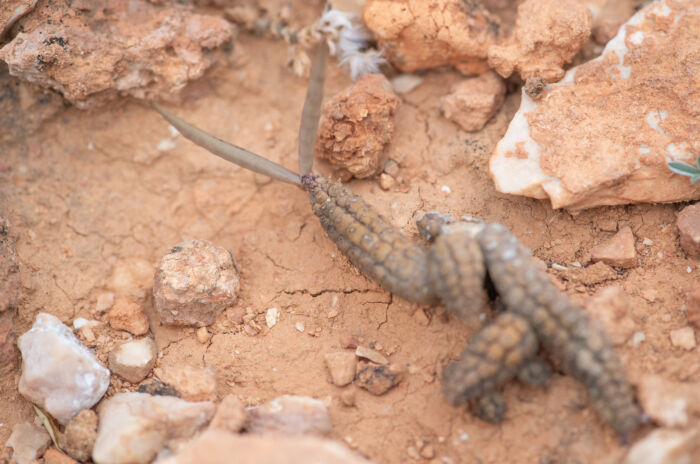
[316,74,401,179]
[158,429,371,464]
[440,72,506,132]
[624,428,700,464]
[490,0,700,210]
[355,362,404,395]
[154,239,240,327]
[107,297,149,335]
[245,395,332,436]
[93,392,215,464]
[0,0,232,109]
[109,338,157,383]
[18,313,110,424]
[488,0,592,82]
[61,409,98,463]
[209,394,246,433]
[5,422,50,464]
[637,375,700,428]
[154,365,217,402]
[363,0,502,74]
[324,352,357,387]
[677,203,700,258]
[0,0,36,42]
[590,226,637,268]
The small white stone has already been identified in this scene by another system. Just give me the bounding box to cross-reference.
[96,292,115,312]
[669,327,696,350]
[642,237,654,246]
[157,138,177,152]
[18,313,110,424]
[266,308,280,328]
[295,322,305,333]
[109,338,157,383]
[441,185,451,194]
[391,74,422,94]
[632,331,646,347]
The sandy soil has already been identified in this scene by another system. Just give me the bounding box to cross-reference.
[1,7,698,464]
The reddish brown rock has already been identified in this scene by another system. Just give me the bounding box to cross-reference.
[107,297,149,335]
[60,409,98,463]
[316,74,400,179]
[158,429,371,464]
[355,361,404,395]
[0,0,232,108]
[440,72,506,132]
[488,0,592,82]
[154,239,240,327]
[687,282,700,330]
[363,0,501,74]
[154,365,217,402]
[490,0,700,210]
[585,286,636,346]
[43,449,78,464]
[245,395,332,436]
[677,203,700,258]
[590,226,636,268]
[0,0,36,41]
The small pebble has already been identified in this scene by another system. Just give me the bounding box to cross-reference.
[295,322,305,333]
[391,74,423,94]
[108,338,157,383]
[355,346,389,365]
[355,362,404,395]
[379,173,395,191]
[669,327,697,350]
[95,293,115,313]
[196,327,210,344]
[6,422,51,464]
[265,308,280,328]
[107,297,149,336]
[324,352,357,387]
[632,331,646,347]
[245,395,331,436]
[61,409,97,462]
[340,335,359,349]
[154,365,217,402]
[590,226,637,268]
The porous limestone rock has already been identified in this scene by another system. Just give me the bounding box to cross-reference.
[440,71,506,132]
[0,0,232,108]
[490,0,700,210]
[154,239,240,327]
[61,409,98,463]
[488,0,592,82]
[107,297,149,335]
[316,74,400,179]
[363,0,501,74]
[158,429,372,464]
[18,313,110,424]
[245,395,332,436]
[109,338,157,383]
[92,392,215,464]
[5,422,51,464]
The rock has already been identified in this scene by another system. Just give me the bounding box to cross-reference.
[210,394,246,433]
[93,392,215,464]
[110,258,155,301]
[18,313,110,424]
[95,293,115,313]
[154,365,217,402]
[677,203,700,258]
[157,429,371,464]
[590,226,637,268]
[265,308,280,328]
[154,239,240,327]
[5,422,51,464]
[339,335,359,350]
[0,0,37,41]
[363,0,501,74]
[196,327,210,344]
[137,380,179,397]
[0,217,21,312]
[585,286,636,346]
[0,0,232,109]
[488,0,592,82]
[687,282,700,330]
[490,0,700,210]
[355,362,404,395]
[107,297,149,335]
[624,428,700,464]
[355,346,389,365]
[324,352,357,387]
[245,395,332,436]
[669,327,696,351]
[109,338,157,383]
[637,375,700,428]
[43,449,78,464]
[391,74,422,94]
[61,409,98,463]
[440,72,506,132]
[316,74,401,179]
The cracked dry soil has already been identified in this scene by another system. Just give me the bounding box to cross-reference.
[1,34,698,463]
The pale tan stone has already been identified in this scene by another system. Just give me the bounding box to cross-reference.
[324,352,357,387]
[677,203,700,258]
[6,422,50,464]
[107,297,149,336]
[245,395,331,436]
[155,365,217,402]
[669,327,696,351]
[440,72,506,132]
[109,338,157,383]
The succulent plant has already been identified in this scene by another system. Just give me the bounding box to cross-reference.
[668,156,700,183]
